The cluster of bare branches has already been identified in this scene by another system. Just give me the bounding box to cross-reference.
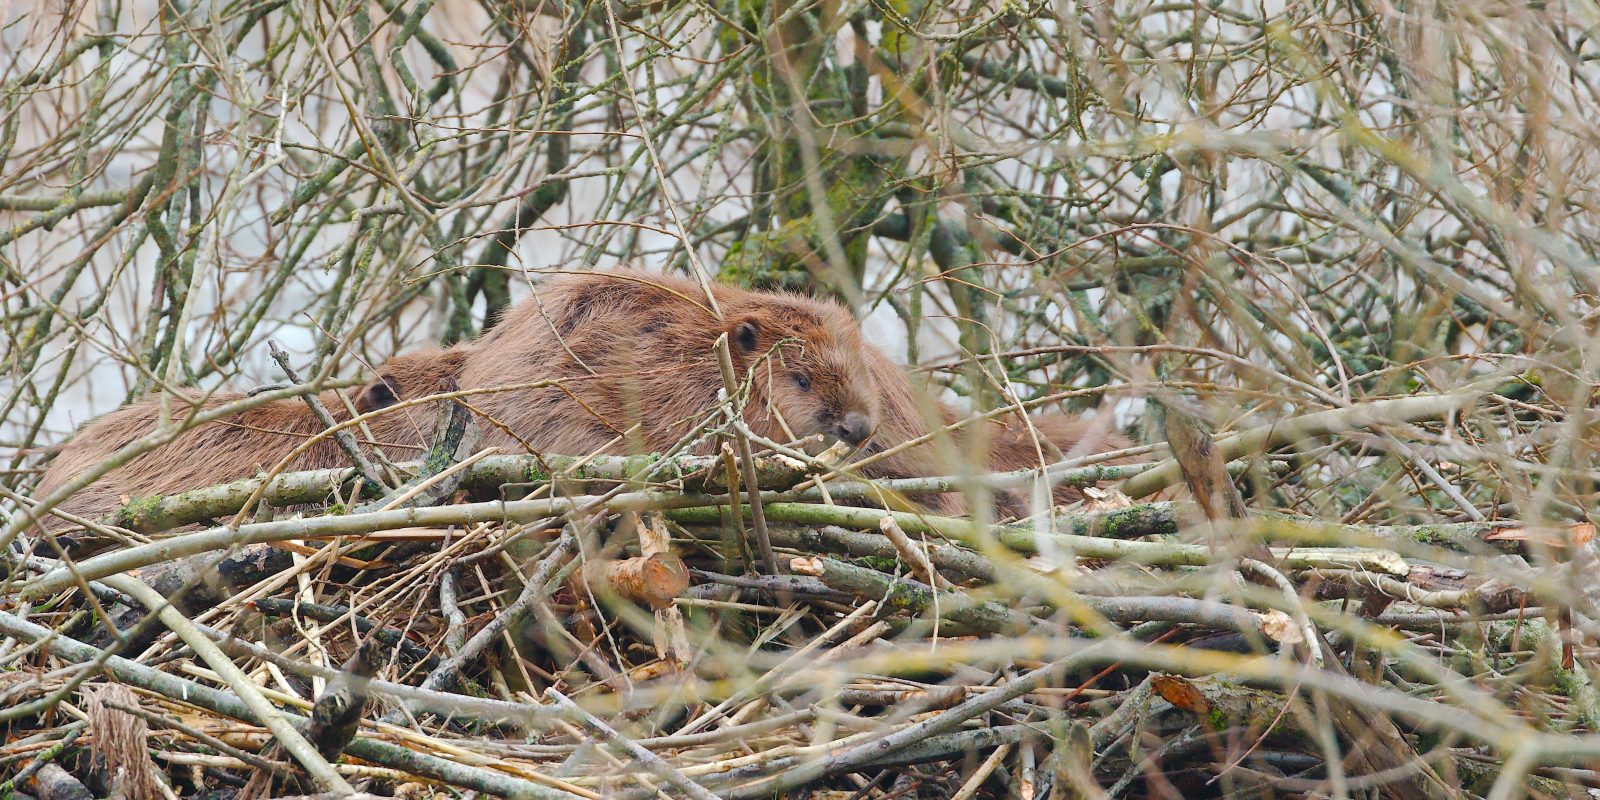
[6,0,1600,796]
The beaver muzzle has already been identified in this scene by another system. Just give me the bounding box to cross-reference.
[835,411,874,447]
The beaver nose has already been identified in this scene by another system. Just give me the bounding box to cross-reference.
[839,412,873,446]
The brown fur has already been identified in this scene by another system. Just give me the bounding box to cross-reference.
[35,270,1127,525]
[856,343,1130,515]
[456,270,882,458]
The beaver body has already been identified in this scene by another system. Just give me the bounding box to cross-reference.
[36,270,1127,524]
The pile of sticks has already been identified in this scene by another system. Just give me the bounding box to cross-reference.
[1,409,1592,800]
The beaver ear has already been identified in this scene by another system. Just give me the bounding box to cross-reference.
[731,319,760,356]
[354,376,400,414]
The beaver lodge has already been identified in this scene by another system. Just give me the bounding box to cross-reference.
[1,385,1579,799]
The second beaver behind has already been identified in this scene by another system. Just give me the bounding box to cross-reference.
[37,270,1129,523]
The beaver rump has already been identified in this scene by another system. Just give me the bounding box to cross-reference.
[35,270,1129,525]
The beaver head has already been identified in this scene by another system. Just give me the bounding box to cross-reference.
[722,295,881,449]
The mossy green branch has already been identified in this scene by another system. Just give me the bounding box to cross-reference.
[667,502,1412,574]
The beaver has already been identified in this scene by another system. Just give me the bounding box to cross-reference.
[34,270,1128,526]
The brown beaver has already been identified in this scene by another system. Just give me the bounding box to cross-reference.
[35,270,1128,525]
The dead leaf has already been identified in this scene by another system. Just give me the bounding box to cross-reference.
[1151,675,1211,713]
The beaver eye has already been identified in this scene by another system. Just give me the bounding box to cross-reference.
[794,373,811,392]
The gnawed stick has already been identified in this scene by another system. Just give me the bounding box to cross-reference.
[578,552,690,611]
[637,511,693,665]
